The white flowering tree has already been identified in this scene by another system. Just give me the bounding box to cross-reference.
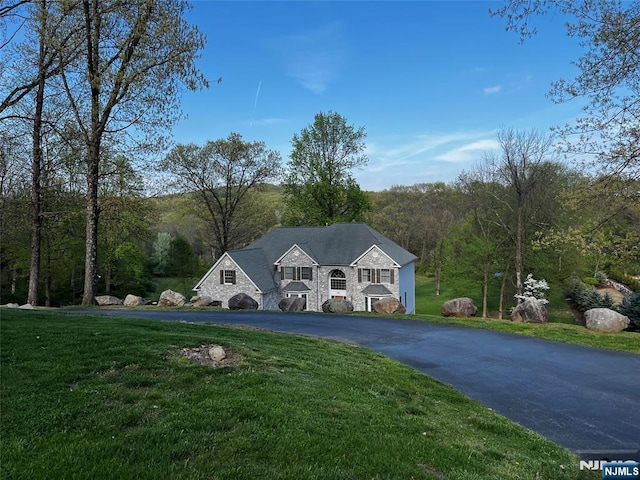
[514,274,549,305]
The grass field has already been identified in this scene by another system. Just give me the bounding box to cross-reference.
[1,308,599,479]
[413,275,639,355]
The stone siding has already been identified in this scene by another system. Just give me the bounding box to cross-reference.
[196,255,264,309]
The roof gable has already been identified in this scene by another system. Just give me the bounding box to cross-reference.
[274,244,318,266]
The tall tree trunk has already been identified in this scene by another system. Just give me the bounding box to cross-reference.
[515,207,523,300]
[82,145,100,305]
[498,265,509,320]
[27,0,47,306]
[481,260,489,318]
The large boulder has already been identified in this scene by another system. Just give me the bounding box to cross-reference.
[510,298,548,323]
[279,296,306,312]
[190,295,215,307]
[373,297,406,314]
[95,295,122,306]
[158,289,186,307]
[123,294,147,306]
[441,297,477,317]
[322,298,354,313]
[228,293,258,310]
[584,308,630,332]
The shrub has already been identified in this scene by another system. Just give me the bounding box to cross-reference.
[618,292,640,332]
[564,276,615,313]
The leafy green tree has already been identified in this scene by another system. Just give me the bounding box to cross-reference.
[161,133,282,257]
[53,0,207,305]
[168,235,199,278]
[152,232,172,277]
[284,111,371,226]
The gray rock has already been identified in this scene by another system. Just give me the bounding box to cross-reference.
[5,303,19,309]
[322,298,354,313]
[190,295,215,307]
[18,303,34,310]
[278,296,306,312]
[208,345,226,362]
[585,308,630,332]
[510,298,548,323]
[158,290,186,307]
[441,297,477,317]
[373,297,406,314]
[228,293,258,310]
[95,295,122,306]
[123,294,146,306]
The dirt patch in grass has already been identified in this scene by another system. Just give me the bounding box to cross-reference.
[179,344,242,368]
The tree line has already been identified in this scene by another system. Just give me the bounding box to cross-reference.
[1,0,638,308]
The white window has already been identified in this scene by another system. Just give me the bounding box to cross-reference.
[281,266,313,281]
[359,268,394,284]
[220,270,236,285]
[300,267,312,280]
[330,271,346,290]
[360,268,372,282]
[380,269,391,284]
[282,266,295,280]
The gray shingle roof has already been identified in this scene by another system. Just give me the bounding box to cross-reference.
[361,284,393,295]
[228,223,417,292]
[282,281,311,292]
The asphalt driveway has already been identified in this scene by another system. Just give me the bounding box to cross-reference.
[73,309,640,458]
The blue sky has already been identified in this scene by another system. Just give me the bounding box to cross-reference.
[173,1,584,191]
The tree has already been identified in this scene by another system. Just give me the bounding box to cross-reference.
[1,1,81,305]
[490,128,559,298]
[54,0,207,305]
[284,111,371,226]
[161,133,282,256]
[490,1,640,202]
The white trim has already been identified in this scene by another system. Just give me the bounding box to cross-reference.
[193,252,262,294]
[193,252,231,291]
[273,244,318,266]
[350,245,399,267]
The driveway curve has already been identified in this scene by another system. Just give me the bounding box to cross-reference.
[72,309,640,457]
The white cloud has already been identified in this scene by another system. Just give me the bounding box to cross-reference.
[484,84,502,95]
[355,130,499,190]
[435,139,500,163]
[247,118,287,127]
[271,22,348,94]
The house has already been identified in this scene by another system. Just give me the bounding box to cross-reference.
[193,223,418,313]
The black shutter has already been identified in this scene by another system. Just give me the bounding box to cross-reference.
[358,269,362,283]
[390,270,395,284]
[309,268,313,281]
[232,271,237,284]
[220,270,224,284]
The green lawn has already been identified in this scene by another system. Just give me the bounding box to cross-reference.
[414,275,639,355]
[1,308,598,479]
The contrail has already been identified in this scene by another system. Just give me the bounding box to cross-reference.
[250,80,262,129]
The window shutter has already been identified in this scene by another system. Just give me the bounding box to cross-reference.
[390,270,395,284]
[220,270,224,284]
[375,269,380,284]
[232,271,237,284]
[309,268,313,281]
[358,269,362,283]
